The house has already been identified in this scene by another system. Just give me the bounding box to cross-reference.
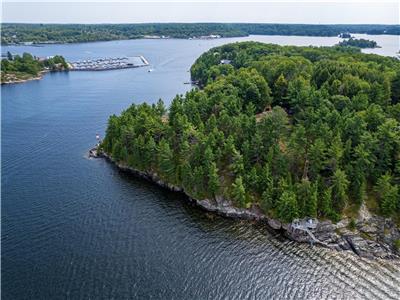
[220,59,232,65]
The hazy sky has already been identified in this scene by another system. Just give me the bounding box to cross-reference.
[2,1,399,24]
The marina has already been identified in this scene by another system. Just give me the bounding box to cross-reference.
[70,55,149,71]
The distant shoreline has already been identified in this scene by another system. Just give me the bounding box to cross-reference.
[2,33,398,48]
[1,35,237,46]
[2,23,399,46]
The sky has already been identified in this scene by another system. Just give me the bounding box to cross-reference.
[1,1,399,24]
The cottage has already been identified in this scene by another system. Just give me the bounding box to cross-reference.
[220,59,232,65]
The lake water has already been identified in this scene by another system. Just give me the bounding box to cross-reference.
[2,35,400,299]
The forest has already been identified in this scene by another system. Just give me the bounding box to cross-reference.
[1,52,68,83]
[2,23,399,44]
[338,38,379,48]
[101,42,400,224]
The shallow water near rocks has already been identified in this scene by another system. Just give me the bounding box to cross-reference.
[2,35,400,299]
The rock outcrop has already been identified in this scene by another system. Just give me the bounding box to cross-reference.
[93,147,400,260]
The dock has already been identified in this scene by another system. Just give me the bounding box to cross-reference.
[70,56,149,71]
[289,218,330,247]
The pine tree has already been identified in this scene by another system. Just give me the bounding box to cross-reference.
[332,169,349,212]
[296,179,311,217]
[391,71,400,104]
[145,137,157,169]
[208,162,219,197]
[246,167,259,193]
[273,74,288,107]
[352,171,367,205]
[158,139,175,180]
[309,139,327,179]
[204,146,214,167]
[232,176,246,207]
[375,173,399,216]
[260,164,275,211]
[155,99,166,116]
[181,162,193,191]
[277,191,299,223]
[231,149,244,176]
[320,187,333,217]
[305,182,318,218]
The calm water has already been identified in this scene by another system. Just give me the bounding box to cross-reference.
[2,35,400,299]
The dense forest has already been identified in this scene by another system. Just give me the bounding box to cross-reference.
[1,52,68,83]
[2,23,400,44]
[338,38,379,48]
[101,42,400,224]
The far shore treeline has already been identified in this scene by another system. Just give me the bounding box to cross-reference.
[101,42,400,224]
[1,23,400,44]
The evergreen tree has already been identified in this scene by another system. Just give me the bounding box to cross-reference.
[193,166,205,196]
[277,191,299,223]
[158,139,175,180]
[328,134,343,171]
[375,173,399,216]
[332,169,349,212]
[145,137,157,169]
[232,176,246,207]
[296,179,311,217]
[260,164,275,211]
[155,99,166,116]
[308,139,327,179]
[305,182,318,218]
[208,162,219,197]
[391,71,400,104]
[231,149,244,176]
[320,187,333,217]
[273,74,288,107]
[246,167,259,193]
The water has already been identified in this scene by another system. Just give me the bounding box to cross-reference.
[2,35,400,299]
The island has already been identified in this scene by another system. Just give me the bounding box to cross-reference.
[1,52,69,84]
[338,37,379,48]
[2,23,399,45]
[339,32,352,38]
[96,42,400,259]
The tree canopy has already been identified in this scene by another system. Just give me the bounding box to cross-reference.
[337,38,378,49]
[1,52,68,83]
[102,42,400,223]
[2,23,399,45]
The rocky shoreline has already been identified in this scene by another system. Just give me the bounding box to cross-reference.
[2,68,69,85]
[1,73,43,85]
[90,147,400,260]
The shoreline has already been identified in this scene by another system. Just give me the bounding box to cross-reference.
[1,69,66,85]
[90,147,400,260]
[3,32,399,47]
[1,74,43,85]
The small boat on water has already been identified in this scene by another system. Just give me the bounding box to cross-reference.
[148,68,154,73]
[184,80,199,85]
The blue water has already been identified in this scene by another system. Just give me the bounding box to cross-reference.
[2,36,400,299]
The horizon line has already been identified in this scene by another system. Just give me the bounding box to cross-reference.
[2,22,399,25]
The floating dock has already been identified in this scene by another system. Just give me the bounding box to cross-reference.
[70,56,149,71]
